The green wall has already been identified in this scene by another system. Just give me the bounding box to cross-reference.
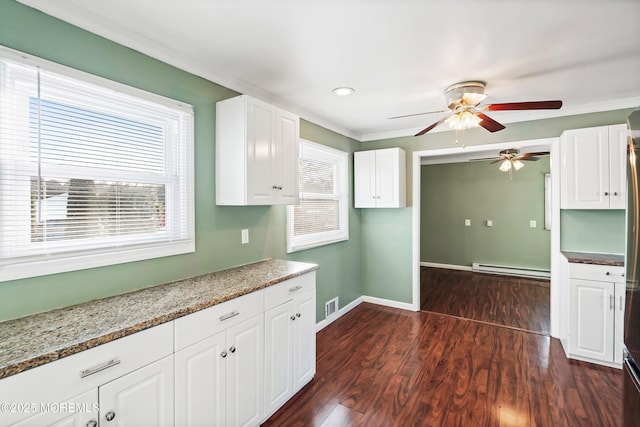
[0,0,363,322]
[560,210,625,254]
[362,109,634,304]
[421,158,551,270]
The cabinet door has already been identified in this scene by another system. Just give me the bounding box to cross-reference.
[354,151,377,208]
[609,124,628,209]
[561,126,610,209]
[274,109,299,205]
[11,389,98,427]
[293,290,316,392]
[569,279,614,362]
[375,149,405,208]
[264,301,294,417]
[174,332,226,427]
[246,97,276,205]
[99,355,174,427]
[615,281,626,365]
[226,316,264,427]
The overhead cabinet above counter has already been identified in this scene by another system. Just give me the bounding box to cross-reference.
[560,124,627,210]
[216,94,299,205]
[354,147,406,208]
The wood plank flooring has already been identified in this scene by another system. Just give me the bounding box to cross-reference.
[262,303,622,427]
[420,267,550,335]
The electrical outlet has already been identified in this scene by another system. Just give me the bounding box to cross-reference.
[465,219,471,226]
[241,229,249,244]
[529,220,537,228]
[486,220,493,227]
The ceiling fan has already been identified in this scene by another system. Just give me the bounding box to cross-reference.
[475,148,549,173]
[390,81,562,136]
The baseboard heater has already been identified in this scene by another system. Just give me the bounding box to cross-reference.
[471,262,550,278]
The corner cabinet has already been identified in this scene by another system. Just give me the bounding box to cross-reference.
[354,147,406,208]
[216,94,299,205]
[568,263,625,367]
[560,124,628,209]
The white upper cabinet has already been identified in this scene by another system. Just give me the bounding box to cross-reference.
[354,147,406,208]
[216,95,299,205]
[561,124,628,209]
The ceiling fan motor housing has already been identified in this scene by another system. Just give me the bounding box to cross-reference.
[445,81,486,109]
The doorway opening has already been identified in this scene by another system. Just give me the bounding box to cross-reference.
[411,137,561,337]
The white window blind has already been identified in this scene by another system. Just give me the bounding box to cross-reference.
[286,140,348,252]
[0,47,194,281]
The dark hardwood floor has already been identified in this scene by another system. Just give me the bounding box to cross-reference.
[421,267,551,335]
[263,303,622,427]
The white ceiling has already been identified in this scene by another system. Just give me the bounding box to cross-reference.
[17,0,640,141]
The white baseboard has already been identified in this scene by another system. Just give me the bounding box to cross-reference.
[420,262,472,271]
[362,296,417,312]
[315,296,363,332]
[315,294,418,332]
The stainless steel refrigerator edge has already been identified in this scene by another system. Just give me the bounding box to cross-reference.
[624,108,640,426]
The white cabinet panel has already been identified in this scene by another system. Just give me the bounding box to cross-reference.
[264,301,294,416]
[568,263,625,367]
[293,290,316,391]
[354,148,406,208]
[226,316,264,427]
[561,124,627,209]
[99,355,174,427]
[216,94,299,206]
[11,389,98,427]
[174,332,226,427]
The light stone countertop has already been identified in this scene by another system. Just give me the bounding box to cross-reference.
[0,258,318,380]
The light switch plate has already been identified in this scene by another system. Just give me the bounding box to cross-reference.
[486,220,493,227]
[241,229,249,244]
[464,219,471,226]
[529,220,537,228]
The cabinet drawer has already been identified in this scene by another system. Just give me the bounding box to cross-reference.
[569,262,625,282]
[0,322,173,426]
[265,272,316,310]
[174,289,264,351]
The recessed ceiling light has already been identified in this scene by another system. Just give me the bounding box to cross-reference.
[332,87,355,96]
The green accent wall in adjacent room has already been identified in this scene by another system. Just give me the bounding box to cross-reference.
[421,158,551,270]
[560,210,626,254]
[0,0,363,322]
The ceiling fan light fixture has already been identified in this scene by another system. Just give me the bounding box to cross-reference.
[499,159,512,172]
[445,110,481,130]
[513,159,525,170]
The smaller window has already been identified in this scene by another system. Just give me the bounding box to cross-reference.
[287,140,348,253]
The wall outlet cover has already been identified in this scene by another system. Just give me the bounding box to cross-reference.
[241,229,249,244]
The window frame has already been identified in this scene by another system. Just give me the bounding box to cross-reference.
[286,139,349,253]
[0,46,195,282]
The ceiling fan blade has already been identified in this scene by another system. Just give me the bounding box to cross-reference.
[489,159,504,164]
[415,117,446,136]
[389,109,450,120]
[476,113,506,132]
[484,100,563,111]
[519,157,540,161]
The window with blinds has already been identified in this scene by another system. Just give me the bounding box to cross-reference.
[0,47,194,281]
[286,140,348,252]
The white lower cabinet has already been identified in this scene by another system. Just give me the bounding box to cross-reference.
[175,315,264,427]
[263,273,316,419]
[99,355,174,427]
[0,272,316,427]
[568,263,625,366]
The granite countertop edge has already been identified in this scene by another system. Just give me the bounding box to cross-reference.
[0,258,318,381]
[562,251,625,267]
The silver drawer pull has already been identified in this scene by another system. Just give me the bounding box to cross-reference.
[288,285,303,292]
[80,358,121,378]
[219,310,239,321]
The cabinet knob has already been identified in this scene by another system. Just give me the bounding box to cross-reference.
[291,315,296,321]
[87,421,98,427]
[272,185,278,189]
[613,192,619,196]
[296,312,301,318]
[221,350,227,358]
[278,186,283,190]
[105,411,116,422]
[229,346,236,353]
[604,192,610,196]
[606,272,610,275]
